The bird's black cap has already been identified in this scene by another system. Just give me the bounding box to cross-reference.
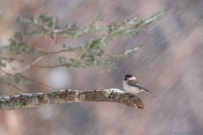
[125,74,133,78]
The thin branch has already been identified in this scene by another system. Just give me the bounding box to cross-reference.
[0,80,25,93]
[0,88,144,111]
[0,56,44,78]
[0,26,58,78]
[1,65,53,91]
[23,76,55,90]
[0,68,9,76]
[0,57,24,63]
[43,50,70,55]
[78,37,94,60]
[31,64,66,68]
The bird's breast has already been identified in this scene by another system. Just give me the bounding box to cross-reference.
[123,81,140,94]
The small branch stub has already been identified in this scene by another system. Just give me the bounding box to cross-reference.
[0,88,144,111]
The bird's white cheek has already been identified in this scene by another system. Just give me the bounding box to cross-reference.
[128,77,136,80]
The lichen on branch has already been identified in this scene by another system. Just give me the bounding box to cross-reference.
[0,88,144,111]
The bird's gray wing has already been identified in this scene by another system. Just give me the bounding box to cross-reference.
[127,80,145,90]
[128,80,157,96]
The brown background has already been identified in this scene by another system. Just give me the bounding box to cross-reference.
[0,0,203,135]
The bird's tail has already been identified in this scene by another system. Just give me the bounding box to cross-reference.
[144,89,157,97]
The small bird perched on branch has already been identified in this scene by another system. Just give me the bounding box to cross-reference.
[123,74,156,97]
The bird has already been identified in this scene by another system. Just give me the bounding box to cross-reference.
[123,74,156,97]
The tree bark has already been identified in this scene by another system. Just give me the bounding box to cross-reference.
[0,88,144,111]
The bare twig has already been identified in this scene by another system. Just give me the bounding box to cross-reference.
[0,56,44,78]
[43,50,70,55]
[0,22,58,78]
[0,88,144,111]
[78,37,94,60]
[0,68,9,76]
[31,64,66,68]
[23,76,55,90]
[0,80,25,92]
[0,68,6,73]
[1,62,54,91]
[0,57,24,63]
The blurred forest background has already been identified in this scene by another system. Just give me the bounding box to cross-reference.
[0,0,203,135]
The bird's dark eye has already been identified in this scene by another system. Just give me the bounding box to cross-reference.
[124,77,127,81]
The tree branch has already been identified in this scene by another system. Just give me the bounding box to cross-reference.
[0,56,44,78]
[0,80,25,93]
[0,88,144,111]
[31,64,66,68]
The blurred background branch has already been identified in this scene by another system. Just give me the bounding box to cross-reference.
[0,10,165,93]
